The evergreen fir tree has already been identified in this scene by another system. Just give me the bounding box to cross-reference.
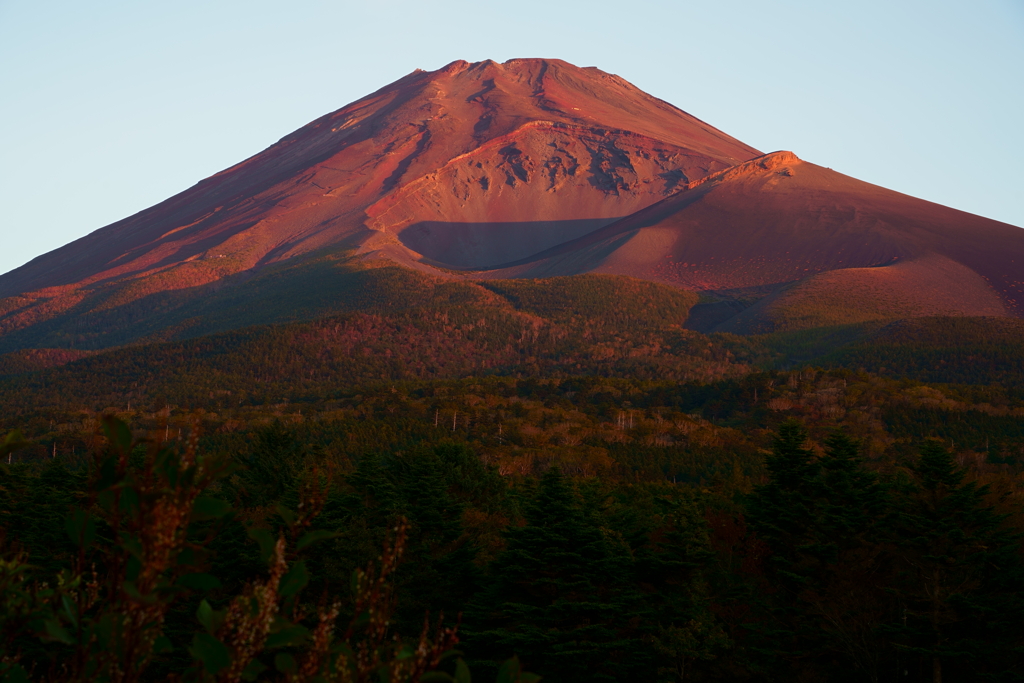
[307,452,403,612]
[748,424,894,681]
[748,420,822,573]
[643,495,731,682]
[393,447,479,633]
[746,420,822,676]
[803,431,892,683]
[465,468,644,683]
[890,441,1024,682]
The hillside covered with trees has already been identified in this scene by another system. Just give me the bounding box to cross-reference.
[3,274,1024,682]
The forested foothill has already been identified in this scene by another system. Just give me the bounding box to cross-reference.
[2,274,1024,682]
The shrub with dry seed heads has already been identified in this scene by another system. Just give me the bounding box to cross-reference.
[0,420,536,683]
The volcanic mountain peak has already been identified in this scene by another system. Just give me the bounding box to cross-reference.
[0,58,758,303]
[1,59,1021,354]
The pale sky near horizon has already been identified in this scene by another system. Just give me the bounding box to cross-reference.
[1,0,1022,277]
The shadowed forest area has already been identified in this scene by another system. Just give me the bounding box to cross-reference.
[2,275,1024,682]
[3,369,1024,682]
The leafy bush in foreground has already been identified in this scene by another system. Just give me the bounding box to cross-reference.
[0,419,534,683]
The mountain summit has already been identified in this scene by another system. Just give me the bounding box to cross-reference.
[0,59,756,298]
[1,59,1021,351]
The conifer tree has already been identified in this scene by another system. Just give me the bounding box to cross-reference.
[748,424,893,681]
[747,421,821,593]
[465,468,644,682]
[803,431,892,682]
[643,495,731,682]
[393,447,478,633]
[304,452,403,616]
[890,441,1024,682]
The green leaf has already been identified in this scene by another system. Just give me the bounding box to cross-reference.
[1,663,30,683]
[0,430,29,461]
[64,510,96,549]
[279,560,309,597]
[265,625,309,649]
[196,599,217,634]
[122,580,146,602]
[2,429,25,446]
[241,659,267,681]
[454,658,471,683]
[153,635,174,654]
[496,657,521,683]
[119,486,140,516]
[248,528,278,564]
[190,632,231,675]
[96,613,115,649]
[61,595,78,628]
[120,534,144,560]
[274,503,298,527]
[177,547,197,567]
[102,416,132,454]
[274,653,298,675]
[43,619,74,645]
[177,573,222,591]
[192,496,231,521]
[297,529,338,551]
[97,456,119,492]
[438,650,464,662]
[163,456,181,488]
[126,556,142,582]
[419,674,455,683]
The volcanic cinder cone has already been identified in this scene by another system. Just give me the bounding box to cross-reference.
[482,150,1024,329]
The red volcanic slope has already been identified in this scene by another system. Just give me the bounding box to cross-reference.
[0,58,759,341]
[3,59,1022,350]
[483,151,1024,320]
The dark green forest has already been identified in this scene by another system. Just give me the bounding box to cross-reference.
[2,274,1024,682]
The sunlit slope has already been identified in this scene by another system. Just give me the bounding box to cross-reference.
[717,254,1008,333]
[0,251,432,352]
[0,58,758,351]
[4,61,1021,352]
[484,151,1024,326]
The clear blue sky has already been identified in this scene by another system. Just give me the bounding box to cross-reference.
[2,0,1022,277]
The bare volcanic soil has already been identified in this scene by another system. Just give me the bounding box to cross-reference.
[0,58,758,349]
[480,151,1024,327]
[1,58,1023,352]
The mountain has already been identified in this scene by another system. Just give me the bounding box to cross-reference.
[1,58,1022,354]
[6,62,1024,683]
[476,151,1024,331]
[0,58,757,351]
